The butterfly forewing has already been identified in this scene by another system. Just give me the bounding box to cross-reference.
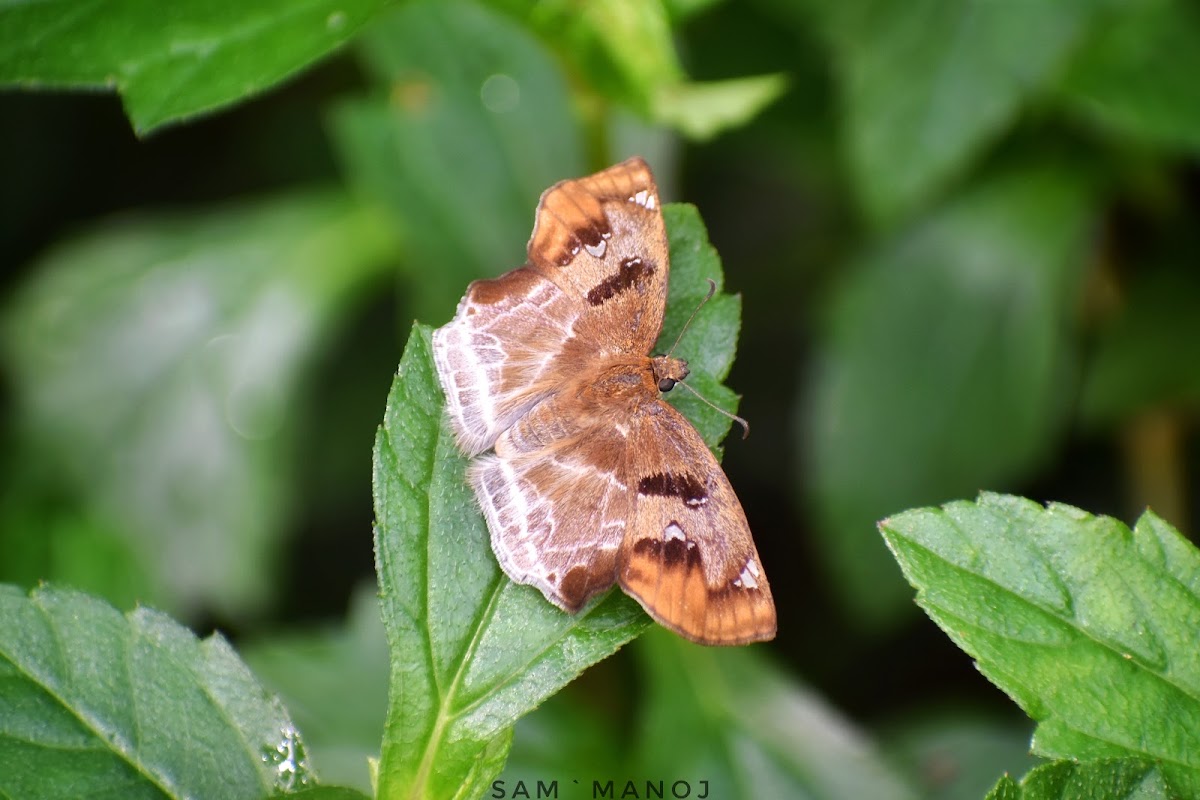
[431,157,776,645]
[433,159,670,455]
[432,267,578,455]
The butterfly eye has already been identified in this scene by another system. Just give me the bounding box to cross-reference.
[658,377,677,392]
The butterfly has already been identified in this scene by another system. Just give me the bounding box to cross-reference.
[431,157,775,645]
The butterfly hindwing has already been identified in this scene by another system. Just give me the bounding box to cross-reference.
[618,398,776,645]
[469,386,632,612]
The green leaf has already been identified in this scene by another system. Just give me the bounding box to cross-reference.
[371,204,745,799]
[880,493,1200,796]
[524,0,684,111]
[1079,265,1200,426]
[632,629,918,800]
[513,0,780,138]
[0,190,396,618]
[511,0,780,139]
[1058,0,1200,152]
[0,583,310,798]
[806,0,1104,221]
[803,163,1096,628]
[272,788,372,800]
[659,204,743,449]
[331,0,583,322]
[0,0,390,133]
[243,586,388,794]
[989,775,1022,800]
[653,73,789,142]
[985,758,1180,800]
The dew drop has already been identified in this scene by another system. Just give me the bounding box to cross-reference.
[262,724,313,792]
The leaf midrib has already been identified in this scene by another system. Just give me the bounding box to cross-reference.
[406,570,505,800]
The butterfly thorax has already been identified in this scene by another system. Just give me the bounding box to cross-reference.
[577,357,668,405]
[496,356,669,457]
[579,355,690,406]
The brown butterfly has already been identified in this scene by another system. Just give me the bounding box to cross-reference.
[432,157,775,645]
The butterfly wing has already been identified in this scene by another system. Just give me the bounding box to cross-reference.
[525,155,668,356]
[618,398,776,645]
[468,389,634,613]
[432,157,668,455]
[433,265,582,456]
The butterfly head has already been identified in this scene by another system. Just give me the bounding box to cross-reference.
[650,355,689,394]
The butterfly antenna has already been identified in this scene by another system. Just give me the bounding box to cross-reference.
[674,380,750,440]
[665,279,718,358]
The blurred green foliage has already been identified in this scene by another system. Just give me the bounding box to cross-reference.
[1,192,395,618]
[4,0,1200,797]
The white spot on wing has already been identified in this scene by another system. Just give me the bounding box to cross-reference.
[665,522,685,541]
[738,560,760,589]
[630,189,657,210]
[584,238,607,258]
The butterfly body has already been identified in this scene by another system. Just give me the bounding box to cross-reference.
[432,158,776,645]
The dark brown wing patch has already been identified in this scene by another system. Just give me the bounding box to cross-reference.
[637,472,708,508]
[586,257,654,306]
